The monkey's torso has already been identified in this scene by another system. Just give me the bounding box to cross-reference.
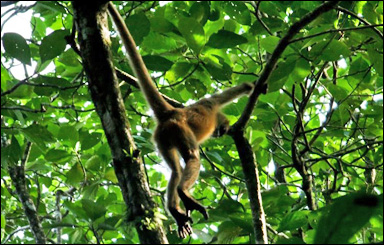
[154,103,219,148]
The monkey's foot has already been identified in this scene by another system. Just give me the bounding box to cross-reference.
[177,188,209,220]
[169,208,193,239]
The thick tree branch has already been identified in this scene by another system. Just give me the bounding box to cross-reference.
[8,142,47,244]
[227,2,340,242]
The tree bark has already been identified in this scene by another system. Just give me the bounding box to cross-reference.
[72,1,168,243]
[8,142,47,244]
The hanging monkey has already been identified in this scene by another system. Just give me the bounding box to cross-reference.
[107,3,266,238]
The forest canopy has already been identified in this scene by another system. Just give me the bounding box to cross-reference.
[1,1,383,244]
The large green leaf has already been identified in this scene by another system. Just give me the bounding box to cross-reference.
[278,211,310,231]
[260,36,280,53]
[66,162,84,187]
[165,62,193,83]
[22,124,55,150]
[178,17,206,54]
[80,132,102,151]
[190,1,210,25]
[310,40,351,61]
[81,199,107,221]
[127,13,150,45]
[40,30,69,62]
[314,193,382,244]
[222,1,251,25]
[142,55,174,71]
[2,33,31,65]
[58,125,79,147]
[45,149,72,163]
[206,30,247,49]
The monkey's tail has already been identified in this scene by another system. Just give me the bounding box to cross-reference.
[107,3,173,119]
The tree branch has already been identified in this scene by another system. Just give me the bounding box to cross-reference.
[336,6,383,39]
[232,1,340,132]
[7,142,47,244]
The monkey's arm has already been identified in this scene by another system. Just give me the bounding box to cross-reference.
[208,83,255,106]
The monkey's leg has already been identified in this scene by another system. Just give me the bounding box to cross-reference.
[158,146,192,238]
[177,140,209,220]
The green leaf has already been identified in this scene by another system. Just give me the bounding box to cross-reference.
[186,78,207,98]
[83,183,100,200]
[367,46,383,77]
[58,125,79,147]
[229,213,254,233]
[178,17,205,54]
[85,155,101,172]
[268,59,296,92]
[206,30,247,49]
[40,30,69,62]
[66,162,84,186]
[165,62,193,83]
[81,199,107,221]
[80,132,102,151]
[290,58,311,82]
[310,40,351,61]
[217,221,242,244]
[222,1,251,25]
[5,136,22,165]
[204,15,225,38]
[22,124,55,151]
[314,192,382,244]
[26,159,52,172]
[45,149,71,163]
[260,36,280,53]
[326,83,349,101]
[212,199,244,215]
[204,55,232,80]
[2,33,31,65]
[141,31,178,51]
[104,167,118,184]
[150,17,175,33]
[127,13,150,45]
[1,214,6,229]
[142,55,174,71]
[278,211,310,231]
[190,1,210,25]
[347,57,370,86]
[63,200,88,221]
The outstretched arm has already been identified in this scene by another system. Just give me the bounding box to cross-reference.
[207,82,255,107]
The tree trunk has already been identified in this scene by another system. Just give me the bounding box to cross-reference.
[72,1,168,243]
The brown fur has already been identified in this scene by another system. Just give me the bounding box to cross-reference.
[108,3,254,238]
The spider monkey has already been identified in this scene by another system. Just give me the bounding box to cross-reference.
[108,3,265,238]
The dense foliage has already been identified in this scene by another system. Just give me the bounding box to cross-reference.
[1,1,383,244]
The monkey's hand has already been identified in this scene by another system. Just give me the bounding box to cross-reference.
[243,82,255,95]
[178,188,209,220]
[259,82,268,94]
[169,208,193,238]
